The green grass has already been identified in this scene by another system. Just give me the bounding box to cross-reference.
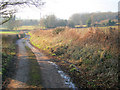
[17,26,36,30]
[16,25,46,30]
[25,46,42,88]
[0,27,7,30]
[16,25,42,30]
[0,31,18,34]
[0,25,38,30]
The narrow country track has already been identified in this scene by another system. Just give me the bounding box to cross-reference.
[7,37,74,88]
[26,39,69,88]
[7,39,29,88]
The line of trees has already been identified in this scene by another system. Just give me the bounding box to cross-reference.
[2,12,118,30]
[2,15,21,30]
[2,16,40,30]
[69,12,118,25]
[40,15,68,28]
[39,12,118,28]
[20,20,39,26]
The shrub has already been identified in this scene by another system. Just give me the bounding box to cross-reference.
[52,27,65,34]
[54,45,68,56]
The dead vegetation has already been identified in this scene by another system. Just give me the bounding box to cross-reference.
[29,26,119,88]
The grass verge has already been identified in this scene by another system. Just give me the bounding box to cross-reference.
[25,46,43,88]
[2,34,18,88]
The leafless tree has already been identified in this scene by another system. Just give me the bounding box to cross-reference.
[0,0,45,25]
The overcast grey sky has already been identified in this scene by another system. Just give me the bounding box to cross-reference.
[16,0,119,20]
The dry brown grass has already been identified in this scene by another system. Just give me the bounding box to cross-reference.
[29,26,119,88]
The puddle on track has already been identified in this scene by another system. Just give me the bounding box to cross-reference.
[48,61,77,89]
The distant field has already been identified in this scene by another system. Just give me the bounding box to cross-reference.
[0,25,41,30]
[0,27,7,30]
[0,25,118,31]
[16,26,36,30]
[16,25,45,30]
[97,26,118,29]
[0,31,18,34]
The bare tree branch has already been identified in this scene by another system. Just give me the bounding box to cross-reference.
[0,15,12,25]
[0,0,45,25]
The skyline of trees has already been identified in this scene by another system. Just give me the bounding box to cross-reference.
[1,11,118,29]
[39,12,118,28]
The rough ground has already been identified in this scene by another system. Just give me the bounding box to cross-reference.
[7,38,69,88]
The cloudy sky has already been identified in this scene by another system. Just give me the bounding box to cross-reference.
[16,0,119,20]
